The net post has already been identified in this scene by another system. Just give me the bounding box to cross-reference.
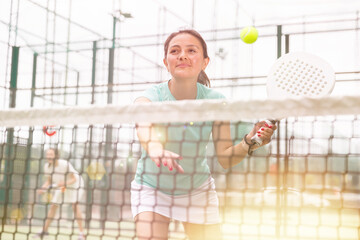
[285,34,290,54]
[21,52,38,224]
[108,48,114,104]
[31,52,38,107]
[96,47,115,230]
[84,41,98,229]
[277,25,282,58]
[23,128,34,225]
[9,46,19,108]
[1,46,19,235]
[275,26,282,239]
[283,34,290,234]
[112,16,116,49]
[91,41,97,104]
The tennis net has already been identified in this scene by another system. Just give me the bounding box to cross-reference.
[0,96,360,240]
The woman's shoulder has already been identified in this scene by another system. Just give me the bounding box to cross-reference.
[147,81,168,90]
[197,83,226,100]
[136,81,169,102]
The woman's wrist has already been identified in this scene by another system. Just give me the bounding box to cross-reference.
[242,134,256,155]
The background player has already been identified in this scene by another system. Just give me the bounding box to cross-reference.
[34,148,85,240]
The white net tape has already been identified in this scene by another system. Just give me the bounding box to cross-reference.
[1,95,360,127]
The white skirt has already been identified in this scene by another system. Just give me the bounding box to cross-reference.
[131,177,220,224]
[51,187,85,205]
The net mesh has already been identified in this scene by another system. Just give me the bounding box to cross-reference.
[0,97,359,240]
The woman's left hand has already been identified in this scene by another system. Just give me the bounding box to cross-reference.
[246,120,277,147]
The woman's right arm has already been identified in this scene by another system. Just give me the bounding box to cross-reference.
[135,97,184,173]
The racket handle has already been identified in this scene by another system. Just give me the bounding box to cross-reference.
[251,119,277,146]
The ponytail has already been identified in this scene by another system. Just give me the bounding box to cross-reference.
[197,70,210,87]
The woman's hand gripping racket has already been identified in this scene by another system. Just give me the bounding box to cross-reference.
[37,184,66,195]
[251,52,336,146]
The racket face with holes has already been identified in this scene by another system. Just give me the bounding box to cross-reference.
[267,52,335,99]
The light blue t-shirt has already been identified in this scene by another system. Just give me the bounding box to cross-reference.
[135,80,225,195]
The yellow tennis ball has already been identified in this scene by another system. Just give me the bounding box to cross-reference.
[240,26,258,44]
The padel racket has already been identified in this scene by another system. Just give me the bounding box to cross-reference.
[251,52,336,145]
[44,184,66,193]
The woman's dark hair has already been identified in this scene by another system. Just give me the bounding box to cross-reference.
[164,29,211,87]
